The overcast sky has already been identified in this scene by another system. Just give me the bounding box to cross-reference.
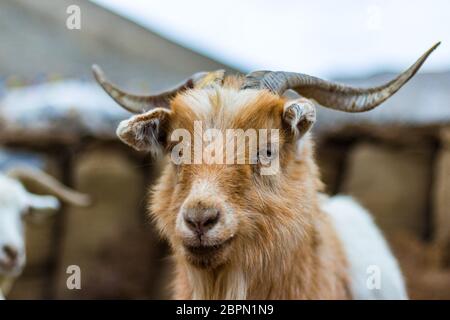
[92,0,450,78]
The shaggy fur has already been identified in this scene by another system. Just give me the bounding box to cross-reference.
[114,75,409,299]
[137,77,352,299]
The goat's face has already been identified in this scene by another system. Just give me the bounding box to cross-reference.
[116,86,317,269]
[0,175,59,276]
[96,44,437,269]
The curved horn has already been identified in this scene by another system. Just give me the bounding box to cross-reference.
[242,42,440,112]
[92,65,219,114]
[7,166,91,207]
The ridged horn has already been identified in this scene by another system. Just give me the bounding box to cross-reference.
[242,42,440,112]
[92,65,217,113]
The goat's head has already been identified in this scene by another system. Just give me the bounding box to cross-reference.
[0,167,90,276]
[94,43,438,269]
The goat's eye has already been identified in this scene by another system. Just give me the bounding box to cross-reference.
[258,148,273,159]
[256,148,275,164]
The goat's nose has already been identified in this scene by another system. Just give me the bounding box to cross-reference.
[3,245,18,262]
[184,208,220,236]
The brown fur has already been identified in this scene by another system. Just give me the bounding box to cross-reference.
[144,76,351,299]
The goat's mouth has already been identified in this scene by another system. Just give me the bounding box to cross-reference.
[183,237,234,268]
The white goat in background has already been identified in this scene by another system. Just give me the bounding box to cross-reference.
[0,167,90,300]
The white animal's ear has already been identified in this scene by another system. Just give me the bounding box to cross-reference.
[26,193,60,211]
[116,108,172,155]
[282,98,316,140]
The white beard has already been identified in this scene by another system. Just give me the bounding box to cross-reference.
[187,266,247,300]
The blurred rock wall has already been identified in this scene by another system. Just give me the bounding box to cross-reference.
[317,125,450,299]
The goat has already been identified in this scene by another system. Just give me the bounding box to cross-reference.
[93,43,439,299]
[0,167,90,299]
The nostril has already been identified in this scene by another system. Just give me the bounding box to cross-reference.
[203,210,220,228]
[3,245,18,261]
[185,217,197,229]
[184,208,221,235]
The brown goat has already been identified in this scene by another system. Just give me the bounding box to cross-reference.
[93,43,438,299]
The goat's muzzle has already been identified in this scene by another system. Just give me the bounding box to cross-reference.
[177,200,236,268]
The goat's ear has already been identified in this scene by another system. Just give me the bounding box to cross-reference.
[26,194,60,211]
[282,98,316,140]
[116,108,172,155]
